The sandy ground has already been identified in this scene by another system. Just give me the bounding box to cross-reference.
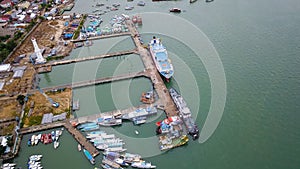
[22,88,72,127]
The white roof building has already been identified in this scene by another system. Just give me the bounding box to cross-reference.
[0,64,11,72]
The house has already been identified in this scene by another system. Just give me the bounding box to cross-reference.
[0,15,11,23]
[0,0,13,8]
[17,1,30,9]
[0,22,15,37]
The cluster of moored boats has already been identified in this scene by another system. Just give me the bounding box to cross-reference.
[101,151,156,169]
[86,130,126,153]
[78,129,156,168]
[27,129,63,149]
[1,163,16,169]
[27,155,43,169]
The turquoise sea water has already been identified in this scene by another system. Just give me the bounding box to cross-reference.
[13,0,300,168]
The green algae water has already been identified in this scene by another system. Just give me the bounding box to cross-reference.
[13,0,300,168]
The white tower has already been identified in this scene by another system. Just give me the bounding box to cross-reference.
[31,38,46,64]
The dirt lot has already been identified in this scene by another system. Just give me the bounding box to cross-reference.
[2,67,36,95]
[22,88,72,127]
[0,98,21,119]
[8,19,73,65]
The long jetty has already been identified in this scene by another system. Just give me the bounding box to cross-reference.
[125,20,178,117]
[35,49,137,68]
[71,103,152,124]
[64,121,99,157]
[41,71,148,91]
[71,32,131,43]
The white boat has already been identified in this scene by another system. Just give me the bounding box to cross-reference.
[121,152,142,163]
[96,142,124,150]
[37,134,42,141]
[93,138,124,146]
[29,154,42,161]
[125,5,134,10]
[86,132,107,139]
[131,161,156,168]
[2,163,16,167]
[54,141,59,149]
[51,131,55,141]
[115,158,129,167]
[78,144,82,151]
[135,130,139,135]
[31,135,36,146]
[91,134,115,141]
[105,147,127,152]
[34,135,39,145]
[55,130,60,141]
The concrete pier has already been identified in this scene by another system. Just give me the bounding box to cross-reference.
[19,121,65,134]
[125,20,178,117]
[71,103,153,124]
[41,71,148,91]
[71,32,131,43]
[35,49,137,68]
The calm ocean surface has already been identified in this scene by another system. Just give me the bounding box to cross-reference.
[14,0,300,168]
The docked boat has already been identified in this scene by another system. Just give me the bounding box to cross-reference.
[125,5,134,10]
[169,88,199,140]
[105,146,127,152]
[137,1,146,6]
[78,144,82,151]
[86,133,107,139]
[122,107,157,120]
[93,138,124,146]
[51,131,55,141]
[34,135,39,145]
[97,143,124,150]
[97,116,122,126]
[115,158,129,167]
[159,135,189,151]
[27,138,31,146]
[148,37,174,81]
[78,122,98,129]
[131,161,156,168]
[133,116,147,125]
[80,125,100,131]
[169,8,181,13]
[31,135,36,146]
[54,141,59,149]
[83,148,95,165]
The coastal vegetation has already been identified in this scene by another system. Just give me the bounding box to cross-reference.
[0,20,36,63]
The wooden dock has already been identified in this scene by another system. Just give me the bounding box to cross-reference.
[64,121,99,157]
[71,32,131,43]
[35,49,137,69]
[41,71,148,91]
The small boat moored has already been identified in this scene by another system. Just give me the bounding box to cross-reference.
[169,8,181,13]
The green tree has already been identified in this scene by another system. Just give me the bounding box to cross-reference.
[17,95,25,105]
